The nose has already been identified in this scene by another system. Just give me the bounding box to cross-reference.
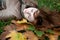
[0,0,6,10]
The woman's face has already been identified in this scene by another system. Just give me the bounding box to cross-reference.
[23,7,39,22]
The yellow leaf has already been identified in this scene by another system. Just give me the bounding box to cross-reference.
[17,19,27,24]
[49,34,58,40]
[6,30,26,40]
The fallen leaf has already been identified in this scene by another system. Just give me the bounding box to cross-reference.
[27,25,35,31]
[17,19,27,24]
[6,30,26,40]
[34,30,44,37]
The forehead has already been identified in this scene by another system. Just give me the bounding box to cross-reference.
[23,7,38,13]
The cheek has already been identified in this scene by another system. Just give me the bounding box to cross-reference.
[23,10,29,18]
[24,13,29,18]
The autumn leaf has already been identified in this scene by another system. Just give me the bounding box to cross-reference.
[49,34,58,40]
[17,19,27,24]
[46,29,54,34]
[6,30,26,40]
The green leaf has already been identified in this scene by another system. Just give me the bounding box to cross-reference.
[46,29,54,34]
[34,30,44,37]
[27,25,35,31]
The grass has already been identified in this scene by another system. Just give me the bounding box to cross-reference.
[36,0,60,11]
[0,18,13,34]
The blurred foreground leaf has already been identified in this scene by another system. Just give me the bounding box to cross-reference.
[34,30,44,37]
[27,25,35,31]
[46,29,54,34]
[6,30,26,40]
[17,19,27,24]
